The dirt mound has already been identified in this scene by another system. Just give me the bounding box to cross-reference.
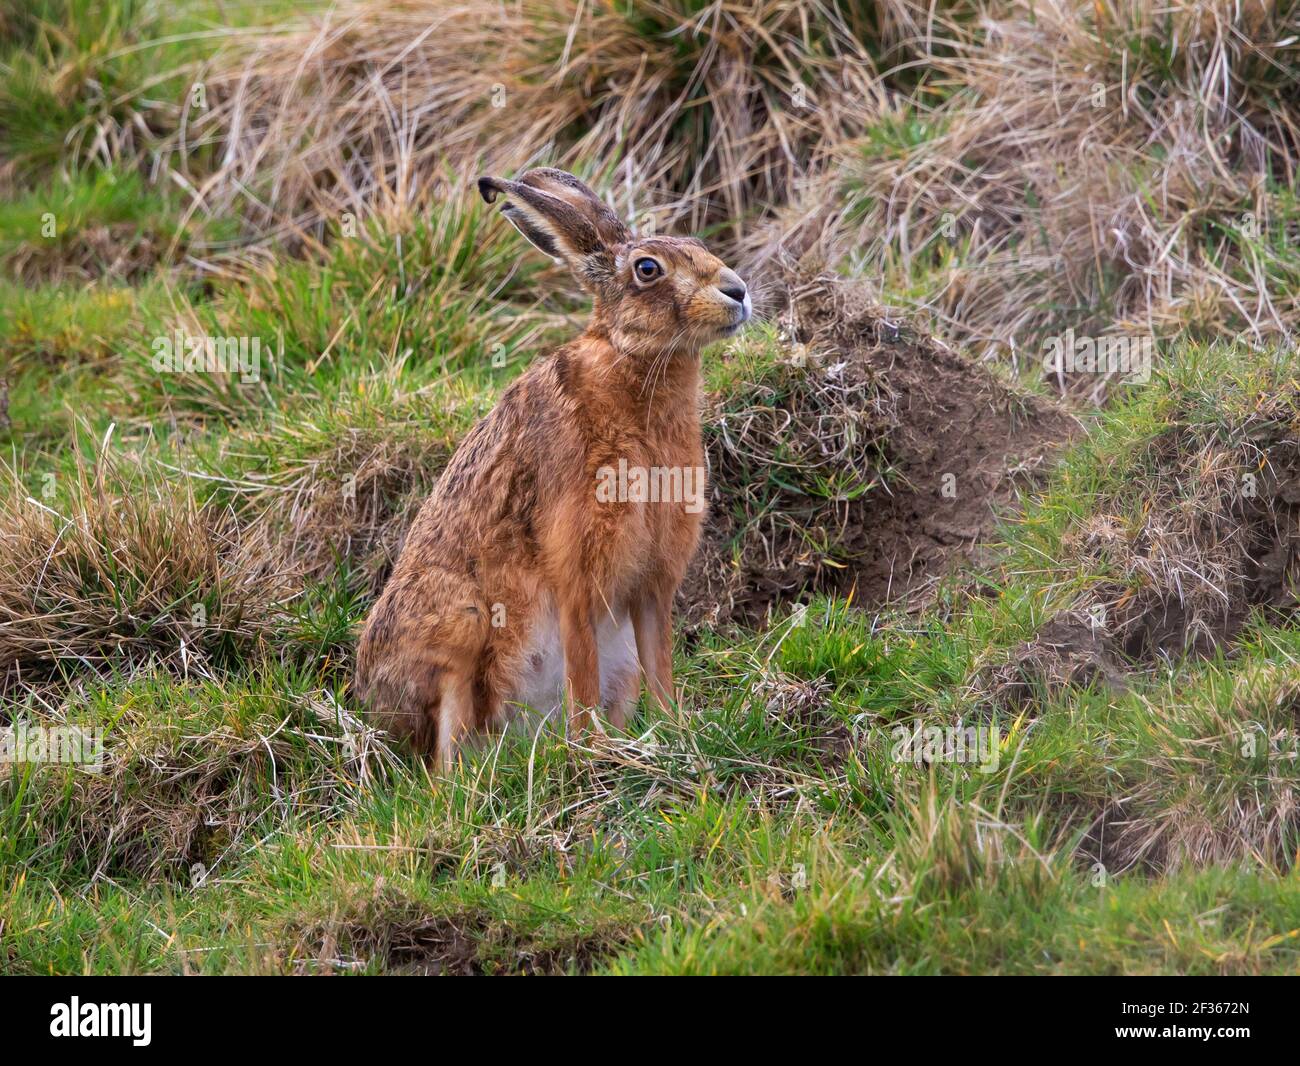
[981,379,1300,706]
[682,274,1076,626]
[1074,400,1300,664]
[989,610,1129,706]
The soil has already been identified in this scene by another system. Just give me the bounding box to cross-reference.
[310,902,627,976]
[1103,428,1299,663]
[988,403,1299,701]
[681,272,1077,626]
[994,611,1129,706]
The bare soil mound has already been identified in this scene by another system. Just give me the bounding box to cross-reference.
[682,275,1076,626]
[1085,413,1300,664]
[987,381,1300,702]
[989,610,1129,706]
[296,890,629,975]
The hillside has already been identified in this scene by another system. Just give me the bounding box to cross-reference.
[2,0,1299,974]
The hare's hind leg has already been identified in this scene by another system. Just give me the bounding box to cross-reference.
[353,654,440,755]
[598,613,640,732]
[434,669,478,770]
[633,589,676,713]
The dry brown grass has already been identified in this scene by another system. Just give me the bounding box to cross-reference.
[1073,394,1300,663]
[753,0,1300,352]
[0,436,291,692]
[183,0,923,243]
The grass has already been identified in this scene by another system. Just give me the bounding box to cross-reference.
[183,0,917,242]
[2,0,1300,976]
[0,170,222,283]
[115,196,557,430]
[0,0,306,180]
[757,0,1300,360]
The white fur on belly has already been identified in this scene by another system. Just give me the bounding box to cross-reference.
[505,602,639,730]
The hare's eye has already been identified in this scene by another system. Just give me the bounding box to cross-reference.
[633,257,663,282]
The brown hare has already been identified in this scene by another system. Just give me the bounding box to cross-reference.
[355,168,750,767]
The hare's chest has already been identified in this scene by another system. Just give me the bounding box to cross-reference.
[595,424,704,510]
[584,421,706,581]
[593,454,706,567]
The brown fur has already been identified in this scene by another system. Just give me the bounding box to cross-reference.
[355,168,750,766]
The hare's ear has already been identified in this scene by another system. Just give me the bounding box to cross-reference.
[478,168,629,292]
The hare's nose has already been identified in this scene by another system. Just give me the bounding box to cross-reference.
[718,268,748,305]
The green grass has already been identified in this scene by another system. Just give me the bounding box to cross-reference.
[0,0,307,181]
[0,169,227,280]
[115,199,555,430]
[6,646,1300,973]
[3,0,1300,976]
